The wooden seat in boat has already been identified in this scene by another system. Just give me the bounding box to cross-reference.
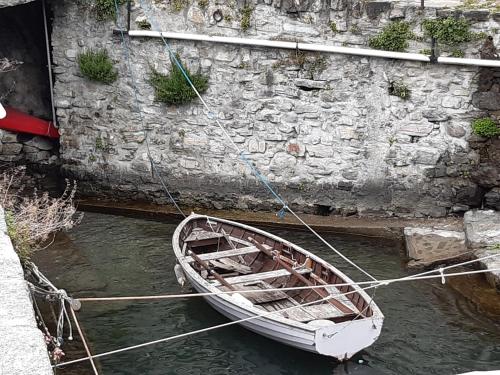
[277,303,355,322]
[183,246,260,262]
[184,228,224,247]
[210,267,312,286]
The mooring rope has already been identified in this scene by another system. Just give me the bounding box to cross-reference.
[68,307,99,375]
[74,262,500,302]
[51,262,500,369]
[123,0,378,282]
[52,282,380,368]
[113,0,186,218]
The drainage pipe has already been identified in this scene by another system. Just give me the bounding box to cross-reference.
[128,30,500,68]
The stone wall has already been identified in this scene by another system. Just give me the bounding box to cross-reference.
[0,129,58,165]
[51,0,500,217]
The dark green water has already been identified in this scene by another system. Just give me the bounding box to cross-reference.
[35,212,500,375]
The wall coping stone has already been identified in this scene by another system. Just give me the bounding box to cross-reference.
[0,206,53,374]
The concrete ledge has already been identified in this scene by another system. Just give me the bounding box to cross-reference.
[0,207,53,374]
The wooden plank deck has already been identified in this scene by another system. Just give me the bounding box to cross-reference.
[210,267,311,286]
[277,303,347,322]
[183,246,260,262]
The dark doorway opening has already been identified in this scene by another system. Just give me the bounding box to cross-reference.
[0,0,52,120]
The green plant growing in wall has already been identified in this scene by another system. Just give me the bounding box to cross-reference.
[368,21,414,52]
[149,57,209,105]
[136,19,152,30]
[450,49,465,58]
[388,80,411,100]
[422,17,473,46]
[240,5,253,32]
[78,49,118,84]
[350,24,361,35]
[198,0,208,9]
[94,0,125,21]
[329,21,338,34]
[95,137,107,151]
[171,0,189,12]
[472,117,500,137]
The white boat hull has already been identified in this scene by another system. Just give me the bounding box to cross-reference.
[173,214,384,360]
[187,272,383,359]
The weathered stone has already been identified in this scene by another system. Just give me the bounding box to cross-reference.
[389,7,405,20]
[463,10,490,22]
[445,124,466,138]
[26,151,51,162]
[404,227,467,268]
[2,143,22,155]
[475,247,500,290]
[294,79,326,90]
[472,92,500,111]
[365,1,391,19]
[464,210,500,249]
[422,110,450,123]
[23,136,54,151]
[441,96,462,109]
[485,188,500,210]
[412,148,441,165]
[55,99,71,109]
[1,131,18,143]
[398,122,433,137]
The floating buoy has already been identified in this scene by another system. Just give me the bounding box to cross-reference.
[174,264,186,287]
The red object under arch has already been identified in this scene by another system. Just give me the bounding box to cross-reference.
[0,107,59,139]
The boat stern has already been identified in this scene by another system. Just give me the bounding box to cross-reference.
[313,316,384,360]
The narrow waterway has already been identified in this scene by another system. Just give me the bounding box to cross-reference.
[35,212,500,375]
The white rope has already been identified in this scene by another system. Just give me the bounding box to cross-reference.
[69,307,99,375]
[53,282,377,368]
[76,252,500,302]
[53,263,500,368]
[137,0,377,282]
[75,267,500,302]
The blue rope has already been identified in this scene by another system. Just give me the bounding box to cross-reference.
[138,0,291,217]
[114,1,378,281]
[113,0,186,218]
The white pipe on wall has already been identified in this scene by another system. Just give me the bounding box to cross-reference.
[437,56,500,68]
[128,30,430,62]
[128,30,500,68]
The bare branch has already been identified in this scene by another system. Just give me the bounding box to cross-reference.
[0,57,23,73]
[1,167,82,262]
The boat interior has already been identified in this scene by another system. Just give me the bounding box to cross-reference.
[179,217,374,324]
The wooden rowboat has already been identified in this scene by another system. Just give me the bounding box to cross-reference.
[173,213,384,360]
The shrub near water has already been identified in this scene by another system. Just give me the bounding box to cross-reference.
[472,118,500,137]
[1,168,81,263]
[78,49,118,84]
[368,21,414,52]
[149,58,208,105]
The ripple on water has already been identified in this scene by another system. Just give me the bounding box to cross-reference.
[33,212,500,375]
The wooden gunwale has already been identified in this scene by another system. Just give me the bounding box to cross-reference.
[174,213,382,329]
